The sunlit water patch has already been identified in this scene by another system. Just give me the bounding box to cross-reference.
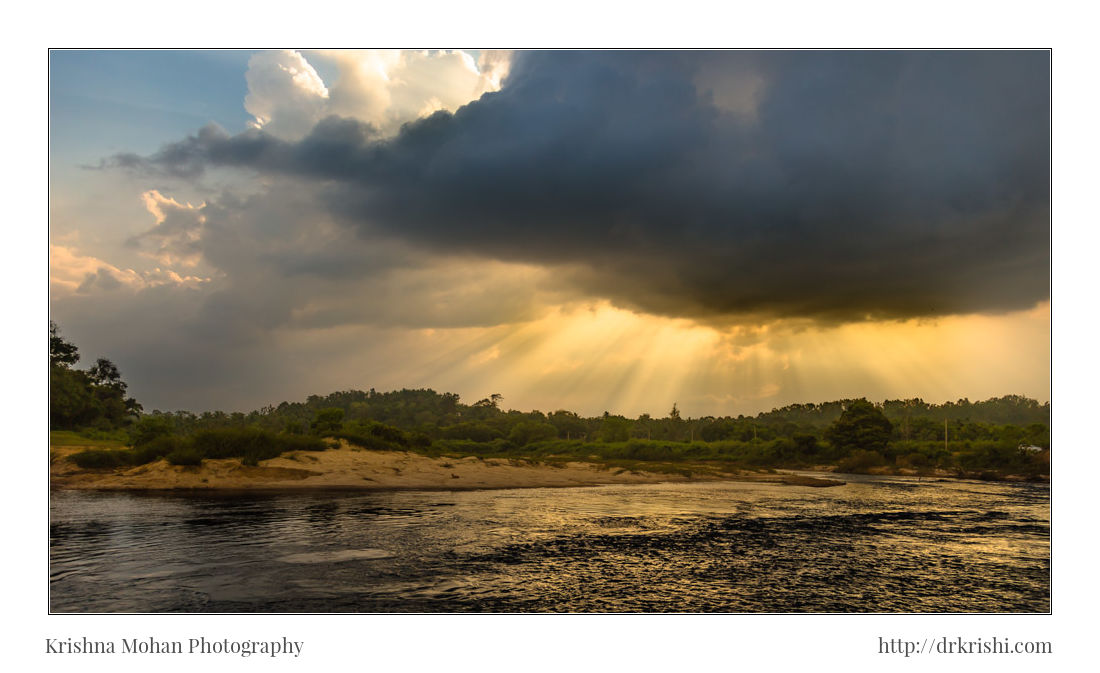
[50,474,1049,612]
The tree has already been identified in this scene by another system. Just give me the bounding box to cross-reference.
[50,321,80,368]
[50,322,142,430]
[86,357,141,424]
[548,410,587,440]
[663,403,685,441]
[440,422,502,442]
[508,421,557,446]
[824,399,893,454]
[632,413,654,440]
[311,407,345,434]
[87,358,122,386]
[599,414,631,442]
[50,366,100,429]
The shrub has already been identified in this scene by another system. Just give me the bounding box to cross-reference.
[336,432,402,452]
[165,447,203,466]
[129,416,175,447]
[190,427,323,461]
[131,435,183,463]
[69,426,332,470]
[70,449,127,469]
[344,420,410,446]
[191,428,269,459]
[311,408,345,434]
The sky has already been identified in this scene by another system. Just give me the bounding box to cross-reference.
[48,49,1051,418]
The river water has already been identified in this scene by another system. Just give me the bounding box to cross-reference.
[50,473,1050,613]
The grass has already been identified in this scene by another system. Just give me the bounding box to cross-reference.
[49,430,127,449]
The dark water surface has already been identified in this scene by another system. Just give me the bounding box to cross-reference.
[50,474,1050,612]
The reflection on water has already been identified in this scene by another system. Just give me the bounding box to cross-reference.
[50,474,1050,612]
[278,549,393,563]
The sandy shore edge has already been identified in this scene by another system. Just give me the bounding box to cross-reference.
[49,442,845,492]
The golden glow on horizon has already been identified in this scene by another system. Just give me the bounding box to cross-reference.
[311,300,1051,418]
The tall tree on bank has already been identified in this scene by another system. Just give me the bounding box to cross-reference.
[824,399,893,454]
[49,321,142,430]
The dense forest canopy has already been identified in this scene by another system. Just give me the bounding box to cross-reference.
[121,386,1049,459]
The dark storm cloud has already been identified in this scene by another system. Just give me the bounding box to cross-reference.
[126,50,1050,323]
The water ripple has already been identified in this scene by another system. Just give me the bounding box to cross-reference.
[50,477,1049,613]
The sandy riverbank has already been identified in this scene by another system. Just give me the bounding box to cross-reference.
[49,441,845,491]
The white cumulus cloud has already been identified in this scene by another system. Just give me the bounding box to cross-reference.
[243,49,512,140]
[244,50,331,139]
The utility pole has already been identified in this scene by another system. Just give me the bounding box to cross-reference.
[944,418,948,451]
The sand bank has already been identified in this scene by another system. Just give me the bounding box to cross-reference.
[49,441,844,491]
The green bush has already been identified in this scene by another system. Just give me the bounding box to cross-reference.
[343,420,411,446]
[131,435,183,463]
[336,432,403,452]
[70,449,127,469]
[278,434,328,452]
[311,407,345,434]
[191,428,273,459]
[129,416,175,447]
[165,447,203,466]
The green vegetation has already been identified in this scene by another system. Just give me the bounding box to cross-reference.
[824,399,893,454]
[52,322,1049,480]
[68,427,327,469]
[49,430,128,448]
[50,322,141,431]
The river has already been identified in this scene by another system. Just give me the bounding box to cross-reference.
[50,473,1050,612]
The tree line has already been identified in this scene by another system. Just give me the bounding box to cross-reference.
[132,388,1048,449]
[50,322,1050,478]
